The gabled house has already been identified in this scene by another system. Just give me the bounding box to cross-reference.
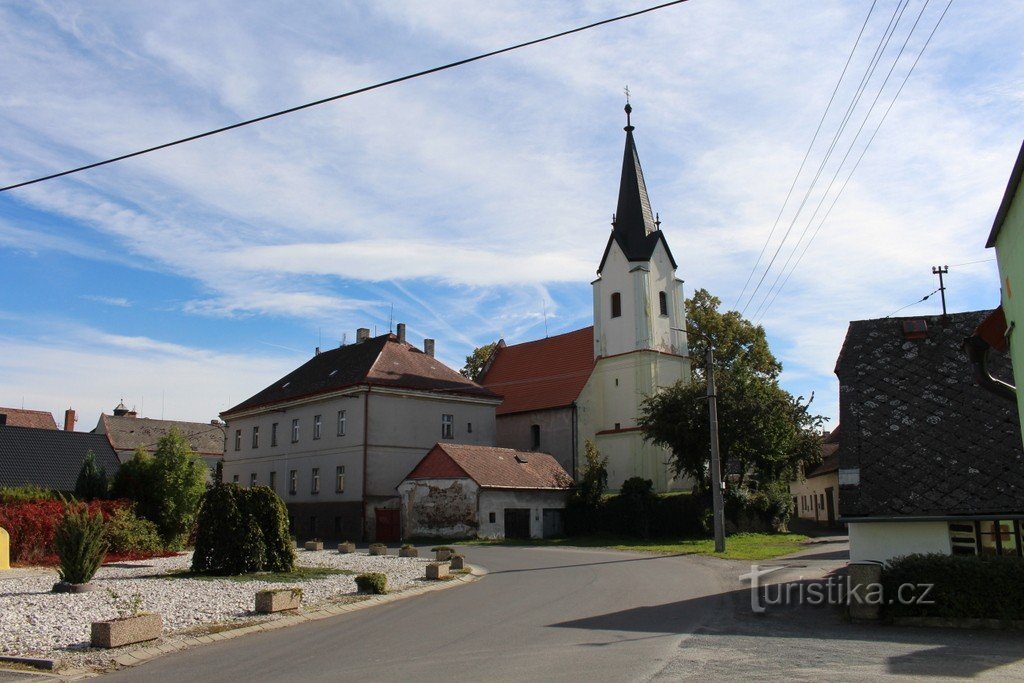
[0,424,120,492]
[837,311,1024,562]
[789,426,840,526]
[398,443,574,539]
[220,326,502,542]
[92,401,226,473]
[480,105,691,492]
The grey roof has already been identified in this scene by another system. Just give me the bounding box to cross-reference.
[0,425,121,491]
[98,414,225,456]
[836,311,1024,518]
[597,107,677,273]
[986,139,1024,248]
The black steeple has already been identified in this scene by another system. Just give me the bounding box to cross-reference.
[598,103,677,273]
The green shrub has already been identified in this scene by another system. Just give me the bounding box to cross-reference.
[74,450,109,501]
[54,503,108,584]
[150,430,207,549]
[0,485,58,503]
[191,484,295,575]
[104,507,163,554]
[619,477,657,539]
[354,572,388,594]
[882,553,1024,620]
[110,449,157,520]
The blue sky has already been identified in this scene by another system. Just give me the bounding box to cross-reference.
[1,0,1022,430]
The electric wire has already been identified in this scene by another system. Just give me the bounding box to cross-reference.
[0,0,691,194]
[885,287,940,317]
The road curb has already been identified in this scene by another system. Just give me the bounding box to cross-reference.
[56,566,483,678]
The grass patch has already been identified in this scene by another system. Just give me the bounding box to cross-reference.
[458,532,808,561]
[164,567,354,583]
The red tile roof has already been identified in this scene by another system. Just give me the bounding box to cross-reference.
[479,327,594,416]
[404,443,573,490]
[0,407,57,430]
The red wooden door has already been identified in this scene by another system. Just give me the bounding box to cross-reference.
[375,508,400,541]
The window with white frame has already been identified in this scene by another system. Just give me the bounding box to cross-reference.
[271,422,278,447]
[337,410,346,436]
[311,467,320,494]
[269,471,277,491]
[291,418,300,443]
[289,469,297,495]
[252,425,259,449]
[232,474,239,484]
[234,429,241,451]
[949,520,1023,557]
[250,472,257,487]
[336,465,345,493]
[313,414,322,440]
[441,414,454,439]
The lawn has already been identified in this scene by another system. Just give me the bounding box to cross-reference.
[456,532,809,561]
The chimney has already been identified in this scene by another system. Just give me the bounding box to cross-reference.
[0,413,6,426]
[315,346,321,356]
[423,338,435,358]
[356,327,370,343]
[64,408,76,432]
[396,323,406,344]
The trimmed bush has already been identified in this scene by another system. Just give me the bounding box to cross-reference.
[54,503,108,585]
[191,484,295,575]
[882,553,1024,621]
[104,508,162,554]
[0,485,58,503]
[355,572,388,594]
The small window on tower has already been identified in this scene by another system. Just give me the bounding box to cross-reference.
[659,291,668,316]
[611,292,622,318]
[530,424,541,451]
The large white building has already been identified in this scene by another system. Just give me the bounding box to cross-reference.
[221,326,501,541]
[481,105,691,491]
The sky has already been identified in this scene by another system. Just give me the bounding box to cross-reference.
[0,0,1022,431]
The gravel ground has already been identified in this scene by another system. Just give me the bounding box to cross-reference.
[0,549,433,669]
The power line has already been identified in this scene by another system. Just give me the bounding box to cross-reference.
[731,0,879,310]
[0,0,691,194]
[739,0,912,316]
[748,0,934,322]
[885,287,941,317]
[754,0,955,323]
[948,258,995,268]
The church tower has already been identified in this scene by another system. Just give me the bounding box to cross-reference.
[576,104,692,491]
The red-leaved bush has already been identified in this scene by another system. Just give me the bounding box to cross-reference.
[0,499,128,564]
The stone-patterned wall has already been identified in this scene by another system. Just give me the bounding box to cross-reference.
[398,478,479,538]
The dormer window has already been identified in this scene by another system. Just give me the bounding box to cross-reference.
[659,291,668,316]
[611,292,622,318]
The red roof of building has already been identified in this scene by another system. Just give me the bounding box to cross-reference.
[479,327,594,416]
[0,407,57,430]
[404,443,573,490]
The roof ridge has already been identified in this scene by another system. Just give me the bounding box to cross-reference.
[499,326,593,349]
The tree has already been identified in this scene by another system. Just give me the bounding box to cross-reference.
[639,291,824,492]
[460,342,498,381]
[150,429,207,549]
[111,448,158,521]
[568,440,608,533]
[74,450,108,500]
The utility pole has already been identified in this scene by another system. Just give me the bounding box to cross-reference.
[706,346,726,553]
[932,265,949,316]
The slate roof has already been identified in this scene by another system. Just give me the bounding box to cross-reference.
[835,311,1024,519]
[986,139,1024,248]
[597,109,677,273]
[403,443,574,490]
[0,425,121,491]
[0,407,57,430]
[98,414,225,456]
[479,327,594,416]
[224,333,499,416]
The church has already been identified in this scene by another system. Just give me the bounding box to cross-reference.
[479,104,692,492]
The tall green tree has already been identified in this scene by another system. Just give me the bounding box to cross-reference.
[111,447,158,520]
[150,429,207,549]
[640,291,824,491]
[460,342,498,381]
[74,450,108,500]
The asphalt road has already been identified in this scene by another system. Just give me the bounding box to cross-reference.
[98,545,727,683]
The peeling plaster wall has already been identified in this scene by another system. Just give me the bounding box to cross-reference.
[398,478,480,539]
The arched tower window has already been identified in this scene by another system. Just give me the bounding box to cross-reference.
[611,292,622,318]
[659,291,668,316]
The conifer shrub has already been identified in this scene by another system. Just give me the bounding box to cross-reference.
[74,450,109,501]
[54,503,108,585]
[191,484,295,575]
[354,572,388,594]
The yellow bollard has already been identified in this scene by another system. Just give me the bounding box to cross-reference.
[0,526,9,570]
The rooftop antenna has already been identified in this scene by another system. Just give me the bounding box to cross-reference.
[319,327,322,349]
[161,390,165,420]
[389,303,394,333]
[932,265,949,317]
[341,332,347,347]
[542,297,549,338]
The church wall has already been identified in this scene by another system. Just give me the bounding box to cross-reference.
[646,242,687,356]
[593,243,638,358]
[494,407,575,476]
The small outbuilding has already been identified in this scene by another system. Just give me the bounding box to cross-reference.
[398,443,574,540]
